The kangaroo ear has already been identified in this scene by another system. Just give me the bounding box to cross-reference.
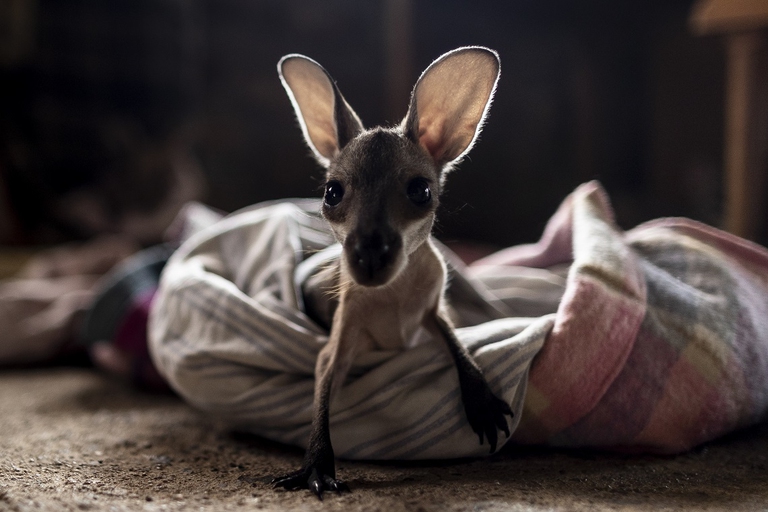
[402,47,500,170]
[278,54,364,167]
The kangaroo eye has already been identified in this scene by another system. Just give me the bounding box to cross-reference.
[407,178,431,206]
[324,180,344,206]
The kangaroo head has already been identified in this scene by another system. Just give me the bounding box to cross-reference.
[278,47,500,287]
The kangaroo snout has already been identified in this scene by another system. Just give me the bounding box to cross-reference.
[344,229,402,286]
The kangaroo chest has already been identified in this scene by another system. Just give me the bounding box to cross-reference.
[342,242,446,351]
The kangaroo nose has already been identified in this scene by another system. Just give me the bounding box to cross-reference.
[354,232,391,275]
[348,229,401,285]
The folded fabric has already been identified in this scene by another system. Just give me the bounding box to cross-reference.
[0,236,138,365]
[476,181,768,453]
[149,199,550,460]
[78,202,227,388]
[79,244,175,389]
[149,181,768,457]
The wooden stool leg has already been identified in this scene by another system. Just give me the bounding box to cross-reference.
[724,32,767,240]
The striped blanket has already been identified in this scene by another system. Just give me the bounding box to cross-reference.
[148,181,768,457]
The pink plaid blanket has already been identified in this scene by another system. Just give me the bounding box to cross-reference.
[475,181,768,453]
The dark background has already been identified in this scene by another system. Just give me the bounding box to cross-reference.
[0,0,728,248]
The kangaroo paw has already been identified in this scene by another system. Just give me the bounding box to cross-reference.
[272,466,349,500]
[461,378,514,453]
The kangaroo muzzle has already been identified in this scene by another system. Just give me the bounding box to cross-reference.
[344,228,403,286]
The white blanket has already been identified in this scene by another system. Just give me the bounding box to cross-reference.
[149,200,557,459]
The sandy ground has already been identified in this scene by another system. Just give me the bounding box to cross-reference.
[1,367,768,512]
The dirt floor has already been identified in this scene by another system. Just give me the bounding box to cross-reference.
[1,367,768,512]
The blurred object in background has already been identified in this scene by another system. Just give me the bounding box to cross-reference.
[44,119,206,245]
[0,235,138,366]
[1,115,206,245]
[0,0,37,67]
[0,0,206,245]
[691,0,768,242]
[0,0,742,247]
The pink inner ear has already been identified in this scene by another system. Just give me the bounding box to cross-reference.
[418,117,447,162]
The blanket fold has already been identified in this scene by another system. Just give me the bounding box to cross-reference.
[477,181,768,452]
[149,181,768,457]
[149,200,549,459]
